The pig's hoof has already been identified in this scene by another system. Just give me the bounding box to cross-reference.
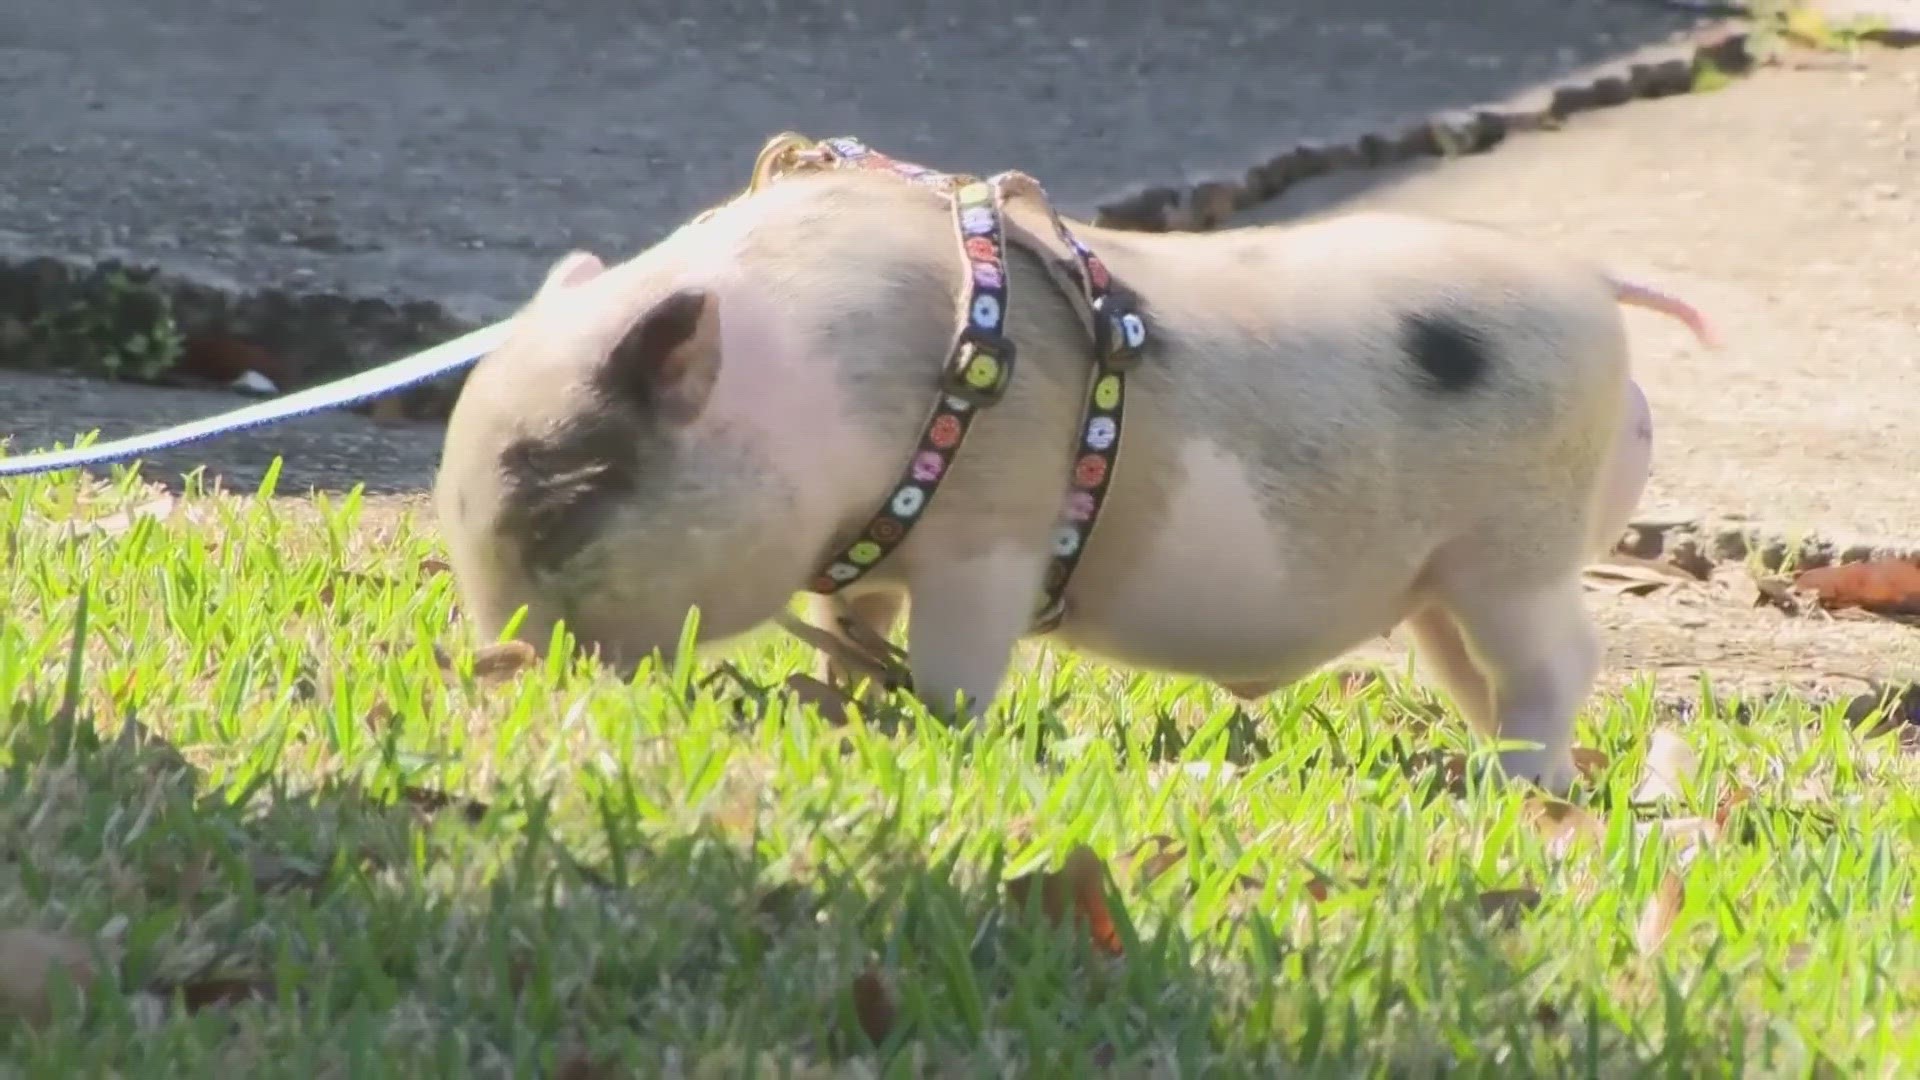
[1496,748,1577,797]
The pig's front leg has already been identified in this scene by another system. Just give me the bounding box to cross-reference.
[904,543,1049,722]
[801,591,907,704]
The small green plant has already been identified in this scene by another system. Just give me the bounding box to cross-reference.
[23,266,185,382]
[1746,0,1891,64]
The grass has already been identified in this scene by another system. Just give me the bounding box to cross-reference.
[1,460,1917,1077]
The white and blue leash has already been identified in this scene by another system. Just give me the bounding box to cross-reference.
[0,318,512,478]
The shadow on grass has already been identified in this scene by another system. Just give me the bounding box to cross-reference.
[0,677,1717,1075]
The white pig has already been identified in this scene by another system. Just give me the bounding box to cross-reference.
[433,166,1713,793]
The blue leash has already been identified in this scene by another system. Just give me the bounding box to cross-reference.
[0,318,512,478]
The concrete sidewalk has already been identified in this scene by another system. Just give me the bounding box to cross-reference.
[1,0,1701,321]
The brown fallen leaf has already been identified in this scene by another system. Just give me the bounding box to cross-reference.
[1751,573,1816,615]
[1570,747,1611,780]
[1782,942,1813,972]
[361,700,397,735]
[1120,835,1187,885]
[1006,845,1126,956]
[1301,873,1332,903]
[179,334,295,389]
[419,557,452,578]
[75,494,178,538]
[1794,559,1920,617]
[1634,872,1686,956]
[1581,558,1693,596]
[552,1051,619,1080]
[168,975,273,1013]
[1638,815,1723,867]
[471,640,537,686]
[1524,797,1606,855]
[1632,728,1698,803]
[1713,785,1753,832]
[0,928,98,1025]
[1400,749,1471,793]
[850,967,897,1046]
[1478,888,1543,927]
[398,786,491,823]
[784,673,853,725]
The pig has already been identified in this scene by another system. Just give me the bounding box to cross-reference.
[432,165,1715,794]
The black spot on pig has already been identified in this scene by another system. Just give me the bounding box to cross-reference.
[1401,313,1491,393]
[496,410,643,574]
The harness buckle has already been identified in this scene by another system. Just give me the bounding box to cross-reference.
[1090,294,1149,370]
[941,325,1018,406]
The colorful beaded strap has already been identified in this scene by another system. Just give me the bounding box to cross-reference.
[772,137,1149,633]
[804,148,1016,595]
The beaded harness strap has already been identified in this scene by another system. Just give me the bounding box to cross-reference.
[754,135,1149,634]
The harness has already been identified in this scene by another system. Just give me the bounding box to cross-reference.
[0,132,1149,634]
[737,135,1149,633]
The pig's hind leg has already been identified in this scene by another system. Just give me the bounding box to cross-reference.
[1417,534,1602,795]
[1404,605,1494,733]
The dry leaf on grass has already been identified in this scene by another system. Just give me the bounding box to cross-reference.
[470,641,537,686]
[1639,816,1719,860]
[1478,888,1543,927]
[1794,559,1920,617]
[850,967,897,1046]
[552,1051,620,1080]
[397,786,492,823]
[74,494,180,538]
[1632,728,1698,803]
[0,928,98,1025]
[1714,785,1752,831]
[1115,836,1268,894]
[1751,573,1819,616]
[1006,845,1126,956]
[1120,835,1189,885]
[1525,798,1606,856]
[1571,747,1611,780]
[1634,873,1686,956]
[1581,556,1699,596]
[419,557,452,578]
[158,975,273,1013]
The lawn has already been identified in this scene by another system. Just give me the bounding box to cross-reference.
[2,460,1917,1077]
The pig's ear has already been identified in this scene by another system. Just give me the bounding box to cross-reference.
[537,250,606,298]
[599,287,721,425]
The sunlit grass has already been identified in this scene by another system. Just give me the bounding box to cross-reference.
[1,460,1916,1076]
